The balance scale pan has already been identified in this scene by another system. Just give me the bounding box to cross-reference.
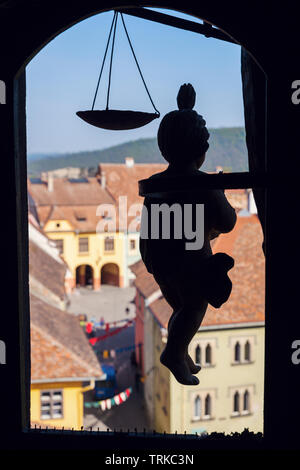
[76,110,160,131]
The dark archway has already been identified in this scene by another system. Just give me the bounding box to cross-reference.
[76,264,93,287]
[101,262,120,286]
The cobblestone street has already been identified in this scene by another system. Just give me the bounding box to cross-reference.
[67,284,136,323]
[67,285,151,432]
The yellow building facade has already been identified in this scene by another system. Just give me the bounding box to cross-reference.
[28,176,128,290]
[31,381,90,430]
[45,219,126,290]
[29,221,104,431]
[153,322,264,434]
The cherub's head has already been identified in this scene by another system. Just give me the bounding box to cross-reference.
[157,84,209,168]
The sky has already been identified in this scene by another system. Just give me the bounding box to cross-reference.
[26,8,244,155]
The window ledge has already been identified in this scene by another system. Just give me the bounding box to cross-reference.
[231,360,254,366]
[191,416,214,422]
[230,412,252,418]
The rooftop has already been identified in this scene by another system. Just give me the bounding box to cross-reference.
[30,294,103,381]
[98,161,167,209]
[28,176,115,206]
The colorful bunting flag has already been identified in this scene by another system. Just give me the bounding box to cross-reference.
[82,316,134,330]
[84,387,133,410]
[100,401,106,411]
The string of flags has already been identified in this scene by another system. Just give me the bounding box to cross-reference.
[84,316,134,333]
[89,320,133,345]
[96,342,142,359]
[84,387,132,410]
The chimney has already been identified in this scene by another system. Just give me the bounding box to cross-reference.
[125,157,134,168]
[47,172,54,192]
[101,171,106,189]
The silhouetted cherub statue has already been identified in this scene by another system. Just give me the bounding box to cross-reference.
[139,84,237,385]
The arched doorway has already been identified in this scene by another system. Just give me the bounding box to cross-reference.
[101,263,120,286]
[76,264,93,288]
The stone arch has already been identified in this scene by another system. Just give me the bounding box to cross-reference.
[101,263,120,287]
[8,0,269,434]
[76,264,93,287]
[13,2,267,79]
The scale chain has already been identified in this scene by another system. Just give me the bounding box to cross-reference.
[120,12,160,115]
[91,10,159,115]
[92,11,117,110]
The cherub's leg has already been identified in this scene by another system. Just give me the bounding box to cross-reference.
[168,313,201,374]
[160,298,208,385]
[157,281,201,374]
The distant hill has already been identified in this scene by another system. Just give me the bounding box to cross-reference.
[27,127,248,175]
[27,152,60,162]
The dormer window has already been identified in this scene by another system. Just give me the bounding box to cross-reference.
[75,211,87,222]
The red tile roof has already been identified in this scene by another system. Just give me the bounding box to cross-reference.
[30,294,103,381]
[132,214,265,328]
[29,239,66,301]
[98,162,167,207]
[28,177,114,206]
[130,259,160,298]
[28,176,132,233]
[39,204,115,233]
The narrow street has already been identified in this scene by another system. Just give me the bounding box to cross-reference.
[67,285,151,432]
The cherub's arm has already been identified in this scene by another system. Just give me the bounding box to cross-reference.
[209,189,237,234]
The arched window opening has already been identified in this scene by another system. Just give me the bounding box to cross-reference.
[245,341,251,362]
[233,391,240,413]
[234,342,241,362]
[195,345,201,365]
[194,395,201,419]
[204,394,211,417]
[243,390,250,412]
[205,343,212,365]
